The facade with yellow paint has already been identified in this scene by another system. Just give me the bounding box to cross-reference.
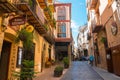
[0,0,56,79]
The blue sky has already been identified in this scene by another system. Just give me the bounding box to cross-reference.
[59,0,87,47]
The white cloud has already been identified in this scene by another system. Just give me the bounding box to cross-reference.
[71,20,79,29]
[71,20,79,33]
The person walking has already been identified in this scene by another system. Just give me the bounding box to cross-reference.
[89,55,94,66]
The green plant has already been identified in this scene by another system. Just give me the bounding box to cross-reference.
[54,66,63,77]
[43,24,48,31]
[53,18,56,28]
[44,7,52,19]
[101,37,106,43]
[15,27,34,80]
[13,60,37,79]
[15,28,33,50]
[29,0,33,7]
[44,7,50,11]
[63,57,69,68]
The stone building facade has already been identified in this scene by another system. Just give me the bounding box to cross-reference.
[87,0,120,75]
[0,0,56,79]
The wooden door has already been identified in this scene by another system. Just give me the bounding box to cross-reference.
[112,50,120,75]
[0,41,11,80]
[106,49,113,73]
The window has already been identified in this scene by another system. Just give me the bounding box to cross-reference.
[57,7,66,20]
[16,47,23,67]
[57,23,66,37]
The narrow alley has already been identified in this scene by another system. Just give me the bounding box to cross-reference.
[34,61,120,80]
[1,0,120,80]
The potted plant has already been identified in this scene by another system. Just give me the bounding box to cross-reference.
[63,57,69,68]
[54,66,63,77]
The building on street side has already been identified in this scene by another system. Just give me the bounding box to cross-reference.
[0,0,56,79]
[77,25,89,59]
[86,0,120,76]
[54,2,73,64]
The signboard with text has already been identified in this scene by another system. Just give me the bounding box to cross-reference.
[9,17,25,26]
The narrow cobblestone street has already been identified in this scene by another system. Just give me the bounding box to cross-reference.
[60,61,104,80]
[34,61,105,80]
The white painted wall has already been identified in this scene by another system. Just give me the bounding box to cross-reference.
[112,1,117,12]
[99,0,108,16]
[77,26,89,51]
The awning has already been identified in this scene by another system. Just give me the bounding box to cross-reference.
[16,3,47,34]
[92,25,102,33]
[55,38,72,43]
[0,0,18,13]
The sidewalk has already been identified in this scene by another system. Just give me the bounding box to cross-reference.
[93,66,120,80]
[33,64,68,80]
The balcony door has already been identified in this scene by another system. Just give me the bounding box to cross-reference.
[57,23,66,38]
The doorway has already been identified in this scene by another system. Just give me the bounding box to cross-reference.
[41,44,46,72]
[0,40,11,80]
[112,49,120,75]
[106,49,113,73]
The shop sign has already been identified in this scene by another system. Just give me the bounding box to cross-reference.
[9,17,25,26]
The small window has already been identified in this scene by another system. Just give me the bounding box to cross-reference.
[57,7,66,20]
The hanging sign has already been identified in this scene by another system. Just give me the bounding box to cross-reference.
[9,17,25,26]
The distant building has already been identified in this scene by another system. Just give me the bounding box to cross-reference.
[77,25,89,57]
[54,2,73,62]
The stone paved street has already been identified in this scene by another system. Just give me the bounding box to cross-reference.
[60,61,104,80]
[34,61,105,80]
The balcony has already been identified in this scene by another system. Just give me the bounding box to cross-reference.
[50,18,56,28]
[37,0,48,9]
[49,4,55,12]
[92,24,102,33]
[44,7,52,20]
[0,0,18,13]
[43,27,55,44]
[91,17,102,33]
[15,0,47,34]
